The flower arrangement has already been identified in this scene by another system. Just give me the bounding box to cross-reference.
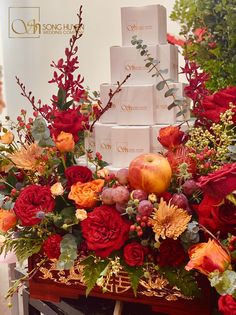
[0,6,236,315]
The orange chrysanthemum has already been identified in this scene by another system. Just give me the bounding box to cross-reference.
[8,143,43,172]
[149,198,191,240]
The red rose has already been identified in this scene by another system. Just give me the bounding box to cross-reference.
[196,195,236,237]
[158,125,186,150]
[199,87,236,124]
[65,165,93,188]
[157,239,187,267]
[123,242,148,267]
[198,163,236,202]
[218,295,236,315]
[52,107,88,142]
[14,185,55,226]
[81,205,130,257]
[43,234,63,259]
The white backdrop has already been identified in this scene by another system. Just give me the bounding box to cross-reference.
[0,0,181,120]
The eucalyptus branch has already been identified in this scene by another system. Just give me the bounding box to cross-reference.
[131,36,189,127]
[89,74,131,132]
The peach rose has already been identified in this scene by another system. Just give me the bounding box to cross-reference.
[50,182,64,196]
[0,210,17,233]
[69,179,104,208]
[185,239,231,275]
[0,131,14,144]
[56,131,75,152]
[75,209,87,221]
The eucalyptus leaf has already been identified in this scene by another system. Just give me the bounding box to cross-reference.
[156,80,166,91]
[164,87,178,97]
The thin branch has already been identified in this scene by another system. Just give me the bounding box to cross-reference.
[89,74,131,132]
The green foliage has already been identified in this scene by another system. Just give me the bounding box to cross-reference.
[160,266,201,298]
[0,234,42,264]
[171,0,236,91]
[80,256,109,296]
[57,234,78,270]
[209,270,236,297]
[124,265,144,296]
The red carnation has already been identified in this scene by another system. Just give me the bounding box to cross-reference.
[14,185,55,226]
[52,107,88,142]
[157,239,187,267]
[43,234,63,259]
[81,205,130,258]
[123,242,148,266]
[199,87,236,125]
[218,294,236,315]
[65,165,93,188]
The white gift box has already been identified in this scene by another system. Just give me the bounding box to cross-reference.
[154,82,190,124]
[116,84,155,125]
[95,123,114,164]
[150,124,168,153]
[84,130,96,157]
[121,4,167,46]
[110,45,178,86]
[99,83,119,124]
[111,126,150,168]
[110,45,158,85]
[158,44,178,83]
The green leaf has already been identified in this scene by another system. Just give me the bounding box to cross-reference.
[61,100,73,110]
[81,256,109,296]
[159,68,169,75]
[164,87,178,97]
[156,80,166,91]
[124,265,144,296]
[160,267,200,298]
[176,108,188,117]
[56,88,67,109]
[168,102,178,110]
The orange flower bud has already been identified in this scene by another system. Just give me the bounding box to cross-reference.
[0,131,14,144]
[185,239,231,275]
[56,131,75,152]
[69,179,104,208]
[158,125,185,149]
[0,210,17,233]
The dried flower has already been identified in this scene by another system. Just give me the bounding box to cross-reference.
[8,143,43,172]
[149,198,191,240]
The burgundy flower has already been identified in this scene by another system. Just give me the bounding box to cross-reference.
[65,165,93,188]
[123,242,148,267]
[51,107,87,142]
[81,205,130,258]
[43,234,63,259]
[14,185,55,226]
[218,294,236,315]
[157,239,187,267]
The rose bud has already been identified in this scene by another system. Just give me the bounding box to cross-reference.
[55,131,75,152]
[158,125,185,150]
[0,131,14,145]
[185,239,231,276]
[0,209,17,233]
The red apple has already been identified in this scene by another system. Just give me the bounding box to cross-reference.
[128,153,172,194]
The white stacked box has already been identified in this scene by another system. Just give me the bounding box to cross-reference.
[95,4,191,168]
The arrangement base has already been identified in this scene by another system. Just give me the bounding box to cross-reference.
[28,256,213,315]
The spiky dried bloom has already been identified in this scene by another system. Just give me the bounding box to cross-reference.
[8,143,43,172]
[149,198,191,240]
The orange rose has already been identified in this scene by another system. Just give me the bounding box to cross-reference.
[0,131,14,144]
[56,131,75,152]
[0,210,17,233]
[185,239,231,275]
[68,179,104,208]
[158,125,185,149]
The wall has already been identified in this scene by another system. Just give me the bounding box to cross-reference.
[0,0,181,119]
